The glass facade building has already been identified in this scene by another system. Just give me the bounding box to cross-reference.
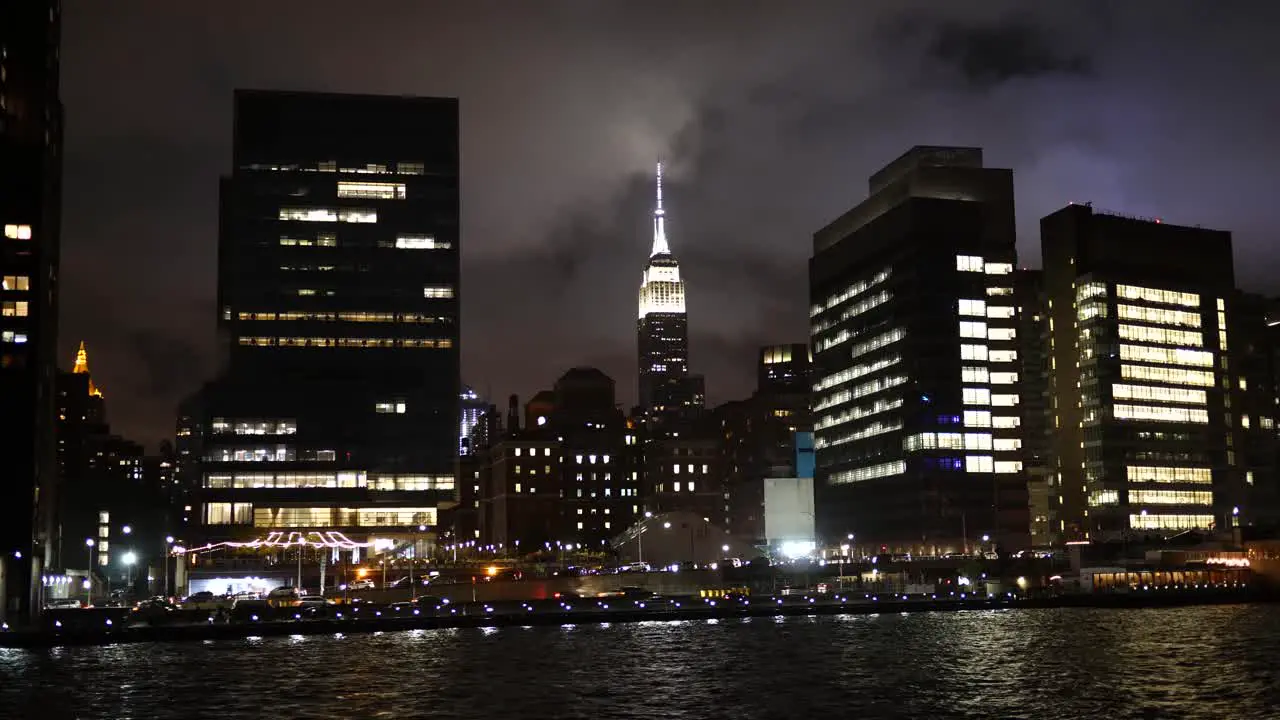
[809,146,1026,554]
[1042,204,1239,541]
[1,0,63,623]
[193,90,460,547]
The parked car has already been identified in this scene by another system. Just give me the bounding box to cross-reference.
[298,595,330,607]
[346,579,376,590]
[45,598,82,610]
[266,587,302,608]
[181,591,222,610]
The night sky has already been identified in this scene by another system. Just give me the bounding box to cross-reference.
[58,1,1280,448]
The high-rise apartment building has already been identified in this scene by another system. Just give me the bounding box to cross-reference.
[1,0,63,623]
[1042,203,1239,541]
[809,146,1025,554]
[191,90,460,549]
[476,371,640,550]
[637,163,703,423]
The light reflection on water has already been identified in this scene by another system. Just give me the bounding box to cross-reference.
[1,605,1278,719]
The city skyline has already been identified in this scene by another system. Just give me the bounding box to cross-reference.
[52,1,1280,447]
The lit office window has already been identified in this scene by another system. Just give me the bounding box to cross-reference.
[965,455,994,473]
[3,224,32,240]
[828,460,905,485]
[1113,404,1208,424]
[1126,466,1212,484]
[1119,345,1213,367]
[1118,324,1203,347]
[1117,304,1201,328]
[337,181,406,199]
[1120,365,1214,387]
[423,286,455,299]
[956,255,984,272]
[1111,384,1206,405]
[1128,513,1213,531]
[1115,285,1199,308]
[279,207,377,223]
[1129,490,1213,505]
[963,410,991,428]
[395,235,450,249]
[812,268,892,317]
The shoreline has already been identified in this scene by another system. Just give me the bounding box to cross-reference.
[1,589,1268,649]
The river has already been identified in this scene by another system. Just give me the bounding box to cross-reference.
[2,604,1277,719]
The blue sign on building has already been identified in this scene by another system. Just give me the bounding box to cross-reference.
[795,431,815,479]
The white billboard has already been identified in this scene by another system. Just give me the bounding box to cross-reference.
[764,476,815,547]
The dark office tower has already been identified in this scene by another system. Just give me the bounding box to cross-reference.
[1,0,63,624]
[1042,203,1237,542]
[197,90,459,546]
[810,147,1023,555]
[716,344,814,544]
[1232,294,1279,532]
[1014,270,1052,547]
[758,344,811,395]
[638,163,701,422]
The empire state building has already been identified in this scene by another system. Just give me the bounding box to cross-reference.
[637,163,703,420]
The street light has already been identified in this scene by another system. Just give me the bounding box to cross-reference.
[85,539,95,605]
[163,537,175,597]
[839,544,850,588]
[122,551,137,589]
[122,525,132,535]
[410,524,427,599]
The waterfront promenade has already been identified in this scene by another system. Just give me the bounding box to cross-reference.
[0,585,1265,649]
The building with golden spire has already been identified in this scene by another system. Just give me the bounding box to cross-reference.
[71,341,104,398]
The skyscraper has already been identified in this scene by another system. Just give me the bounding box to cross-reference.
[1042,203,1239,541]
[637,163,702,422]
[809,146,1025,554]
[191,90,459,549]
[1,0,63,623]
[459,385,486,456]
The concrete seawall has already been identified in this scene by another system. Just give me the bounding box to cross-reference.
[2,587,1268,649]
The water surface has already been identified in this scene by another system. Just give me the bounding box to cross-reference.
[2,605,1276,719]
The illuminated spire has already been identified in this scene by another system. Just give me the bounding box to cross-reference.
[72,341,103,398]
[73,341,90,374]
[650,161,670,257]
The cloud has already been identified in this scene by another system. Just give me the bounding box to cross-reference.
[55,1,1280,447]
[927,19,1094,88]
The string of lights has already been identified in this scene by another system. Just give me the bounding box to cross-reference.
[176,530,377,555]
